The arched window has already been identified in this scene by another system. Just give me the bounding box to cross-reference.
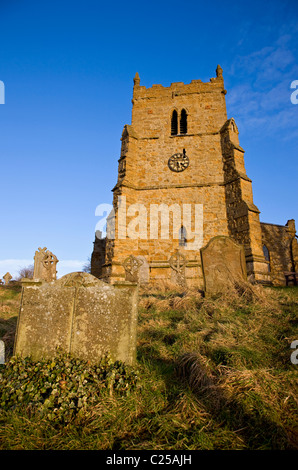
[180,109,187,134]
[179,226,187,247]
[263,245,271,272]
[171,110,178,135]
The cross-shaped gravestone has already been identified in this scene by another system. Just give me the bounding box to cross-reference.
[0,340,5,364]
[169,251,187,287]
[123,255,144,283]
[3,272,12,285]
[33,247,58,282]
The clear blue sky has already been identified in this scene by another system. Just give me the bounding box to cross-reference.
[0,0,297,278]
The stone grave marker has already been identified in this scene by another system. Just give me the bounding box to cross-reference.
[14,272,138,365]
[0,340,4,364]
[136,256,149,285]
[3,272,12,285]
[200,236,247,295]
[33,247,58,282]
[169,251,187,287]
[123,255,144,283]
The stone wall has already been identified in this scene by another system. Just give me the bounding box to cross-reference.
[261,220,298,285]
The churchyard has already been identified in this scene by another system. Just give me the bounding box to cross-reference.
[0,278,297,450]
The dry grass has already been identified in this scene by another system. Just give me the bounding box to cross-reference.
[137,281,298,449]
[0,282,297,450]
[177,352,218,397]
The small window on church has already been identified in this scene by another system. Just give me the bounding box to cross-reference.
[179,226,187,247]
[171,110,178,135]
[180,109,187,134]
[263,245,271,272]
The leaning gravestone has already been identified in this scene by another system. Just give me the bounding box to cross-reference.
[200,236,247,295]
[0,340,5,364]
[14,272,138,365]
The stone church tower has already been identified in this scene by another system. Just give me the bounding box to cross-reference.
[91,66,272,287]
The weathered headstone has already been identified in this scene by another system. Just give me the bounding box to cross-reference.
[123,255,144,283]
[14,272,138,365]
[200,236,247,295]
[0,340,5,364]
[136,256,149,285]
[169,251,187,287]
[3,272,12,285]
[33,247,58,282]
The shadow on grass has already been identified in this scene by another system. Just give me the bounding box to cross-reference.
[137,344,176,386]
[0,316,18,361]
[137,335,295,449]
[176,352,296,450]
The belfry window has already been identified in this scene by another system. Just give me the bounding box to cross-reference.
[171,110,178,135]
[179,226,187,247]
[263,244,271,272]
[180,109,187,134]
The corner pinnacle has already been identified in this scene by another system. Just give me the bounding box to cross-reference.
[216,64,223,78]
[134,72,140,86]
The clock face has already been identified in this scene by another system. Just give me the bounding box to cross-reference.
[168,152,189,172]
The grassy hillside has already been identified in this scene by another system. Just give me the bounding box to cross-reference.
[0,281,297,450]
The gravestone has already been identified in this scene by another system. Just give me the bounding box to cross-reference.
[136,256,149,285]
[200,236,247,295]
[14,272,138,365]
[169,251,187,287]
[123,255,144,283]
[0,340,4,364]
[33,247,58,282]
[3,272,12,285]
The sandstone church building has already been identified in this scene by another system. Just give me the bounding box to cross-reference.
[91,66,298,287]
